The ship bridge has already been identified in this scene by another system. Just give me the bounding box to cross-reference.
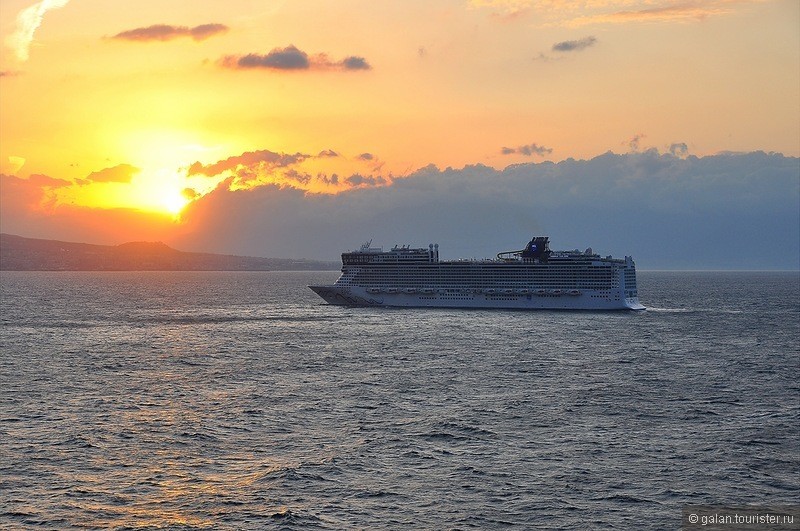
[342,242,440,265]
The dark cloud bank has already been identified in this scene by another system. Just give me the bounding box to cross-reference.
[174,151,800,270]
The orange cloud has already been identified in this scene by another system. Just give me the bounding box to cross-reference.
[0,173,70,212]
[186,148,392,193]
[0,172,182,243]
[188,150,307,177]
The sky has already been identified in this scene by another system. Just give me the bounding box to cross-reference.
[0,0,798,268]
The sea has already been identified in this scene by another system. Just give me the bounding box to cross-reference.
[1,270,798,530]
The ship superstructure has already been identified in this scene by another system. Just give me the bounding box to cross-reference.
[309,237,644,310]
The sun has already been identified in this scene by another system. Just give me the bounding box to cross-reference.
[160,189,191,217]
[134,169,195,218]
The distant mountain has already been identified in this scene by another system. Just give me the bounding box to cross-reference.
[0,234,339,271]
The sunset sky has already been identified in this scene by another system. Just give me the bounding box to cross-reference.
[1,0,798,267]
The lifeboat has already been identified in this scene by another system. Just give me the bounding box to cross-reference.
[550,289,563,296]
[568,289,581,296]
[535,289,547,295]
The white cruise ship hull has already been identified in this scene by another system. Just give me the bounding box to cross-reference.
[309,285,645,311]
[310,236,645,311]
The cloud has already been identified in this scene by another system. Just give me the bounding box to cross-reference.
[552,36,597,52]
[627,133,646,152]
[188,149,308,177]
[345,174,387,187]
[0,172,181,244]
[469,1,752,28]
[4,156,26,175]
[4,151,798,270]
[669,142,689,157]
[564,2,739,27]
[184,146,392,193]
[182,188,198,200]
[226,45,309,70]
[84,164,140,184]
[341,56,371,70]
[111,23,229,42]
[27,173,73,188]
[0,172,74,221]
[469,0,532,20]
[220,45,371,71]
[5,0,70,62]
[172,151,799,269]
[0,70,21,77]
[501,143,553,157]
[0,174,178,244]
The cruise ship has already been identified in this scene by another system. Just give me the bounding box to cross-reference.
[309,236,645,310]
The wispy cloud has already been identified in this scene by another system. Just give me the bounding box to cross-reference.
[83,164,140,184]
[220,45,371,72]
[469,0,532,19]
[5,0,70,62]
[565,0,749,27]
[627,133,647,152]
[501,143,553,157]
[111,23,229,42]
[4,156,26,175]
[469,1,756,27]
[188,150,308,177]
[552,36,597,52]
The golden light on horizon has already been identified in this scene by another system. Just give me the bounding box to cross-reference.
[49,167,200,219]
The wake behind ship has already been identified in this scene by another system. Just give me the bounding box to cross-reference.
[309,236,645,310]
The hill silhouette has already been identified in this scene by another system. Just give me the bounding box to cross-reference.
[0,233,338,271]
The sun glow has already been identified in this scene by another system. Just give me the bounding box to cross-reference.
[51,167,201,218]
[159,187,191,217]
[45,127,236,217]
[133,169,194,217]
